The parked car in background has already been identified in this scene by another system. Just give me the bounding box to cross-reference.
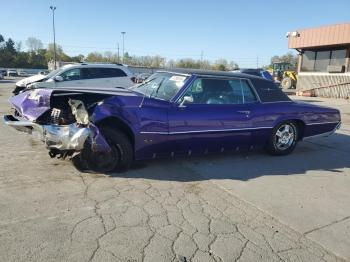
[0,69,7,77]
[135,73,151,83]
[38,70,49,75]
[18,71,29,77]
[13,63,135,95]
[232,68,274,81]
[4,69,341,173]
[7,69,18,77]
[0,72,3,80]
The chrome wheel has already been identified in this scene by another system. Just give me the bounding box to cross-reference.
[275,124,296,151]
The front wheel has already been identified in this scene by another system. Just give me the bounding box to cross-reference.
[72,127,133,173]
[265,121,298,156]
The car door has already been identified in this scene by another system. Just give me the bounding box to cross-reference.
[167,77,259,155]
[56,68,86,88]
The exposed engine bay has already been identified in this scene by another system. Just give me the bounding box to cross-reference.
[7,90,113,160]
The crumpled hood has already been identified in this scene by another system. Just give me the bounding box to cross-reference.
[9,87,142,121]
[15,74,47,87]
[9,89,53,121]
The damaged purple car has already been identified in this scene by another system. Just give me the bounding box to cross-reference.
[4,69,341,172]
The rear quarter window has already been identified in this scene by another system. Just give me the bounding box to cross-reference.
[251,78,291,102]
[82,68,128,79]
[103,68,127,77]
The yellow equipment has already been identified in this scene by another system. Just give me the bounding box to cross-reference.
[272,62,297,89]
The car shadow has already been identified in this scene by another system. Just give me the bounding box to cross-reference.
[108,132,350,182]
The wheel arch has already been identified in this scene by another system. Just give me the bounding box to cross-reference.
[95,116,135,147]
[274,118,305,140]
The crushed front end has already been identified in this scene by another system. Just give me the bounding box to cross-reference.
[3,89,111,160]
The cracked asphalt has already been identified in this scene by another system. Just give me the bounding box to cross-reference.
[0,81,349,262]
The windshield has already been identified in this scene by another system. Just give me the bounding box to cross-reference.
[42,68,64,80]
[131,72,189,101]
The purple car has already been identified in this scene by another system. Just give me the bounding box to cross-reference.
[3,69,341,172]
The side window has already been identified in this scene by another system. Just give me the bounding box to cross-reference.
[181,78,256,105]
[60,68,81,81]
[108,68,127,77]
[228,79,244,103]
[240,80,257,103]
[82,68,102,79]
[100,68,113,78]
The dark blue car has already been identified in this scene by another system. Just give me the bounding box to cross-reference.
[4,69,341,172]
[232,68,274,81]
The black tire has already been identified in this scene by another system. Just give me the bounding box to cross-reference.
[72,127,133,173]
[72,153,90,172]
[265,121,298,156]
[281,77,292,89]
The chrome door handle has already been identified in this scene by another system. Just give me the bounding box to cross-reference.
[237,110,250,115]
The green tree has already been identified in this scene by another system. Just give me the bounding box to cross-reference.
[175,58,201,69]
[5,38,16,55]
[0,37,17,67]
[270,52,298,69]
[86,52,104,62]
[45,43,69,62]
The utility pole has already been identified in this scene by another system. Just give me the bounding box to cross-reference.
[200,50,204,68]
[117,43,120,63]
[121,32,126,63]
[50,6,57,70]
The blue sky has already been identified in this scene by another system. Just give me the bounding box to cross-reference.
[1,0,349,67]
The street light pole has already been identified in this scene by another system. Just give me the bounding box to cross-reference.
[50,6,57,70]
[117,43,120,63]
[121,32,126,63]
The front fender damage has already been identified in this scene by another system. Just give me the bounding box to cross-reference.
[47,98,111,158]
[4,97,111,159]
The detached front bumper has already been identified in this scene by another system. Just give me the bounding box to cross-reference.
[3,115,90,151]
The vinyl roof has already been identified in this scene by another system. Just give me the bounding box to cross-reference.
[157,68,264,80]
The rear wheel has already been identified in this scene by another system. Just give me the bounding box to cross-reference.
[265,121,298,156]
[72,127,133,173]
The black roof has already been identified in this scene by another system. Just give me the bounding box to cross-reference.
[158,68,265,80]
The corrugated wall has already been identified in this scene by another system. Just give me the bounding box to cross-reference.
[289,23,350,49]
[297,74,350,98]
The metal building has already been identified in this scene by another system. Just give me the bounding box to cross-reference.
[288,23,350,98]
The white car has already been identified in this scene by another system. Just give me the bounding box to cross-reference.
[7,70,18,77]
[14,63,135,94]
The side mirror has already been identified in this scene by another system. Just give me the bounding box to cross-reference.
[54,75,64,82]
[179,96,193,107]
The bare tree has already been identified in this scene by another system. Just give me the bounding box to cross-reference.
[25,37,43,53]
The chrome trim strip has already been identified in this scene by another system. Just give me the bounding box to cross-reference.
[141,121,341,135]
[140,126,273,135]
[305,121,340,126]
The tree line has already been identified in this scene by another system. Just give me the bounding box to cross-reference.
[0,35,240,71]
[0,34,297,71]
[0,35,83,69]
